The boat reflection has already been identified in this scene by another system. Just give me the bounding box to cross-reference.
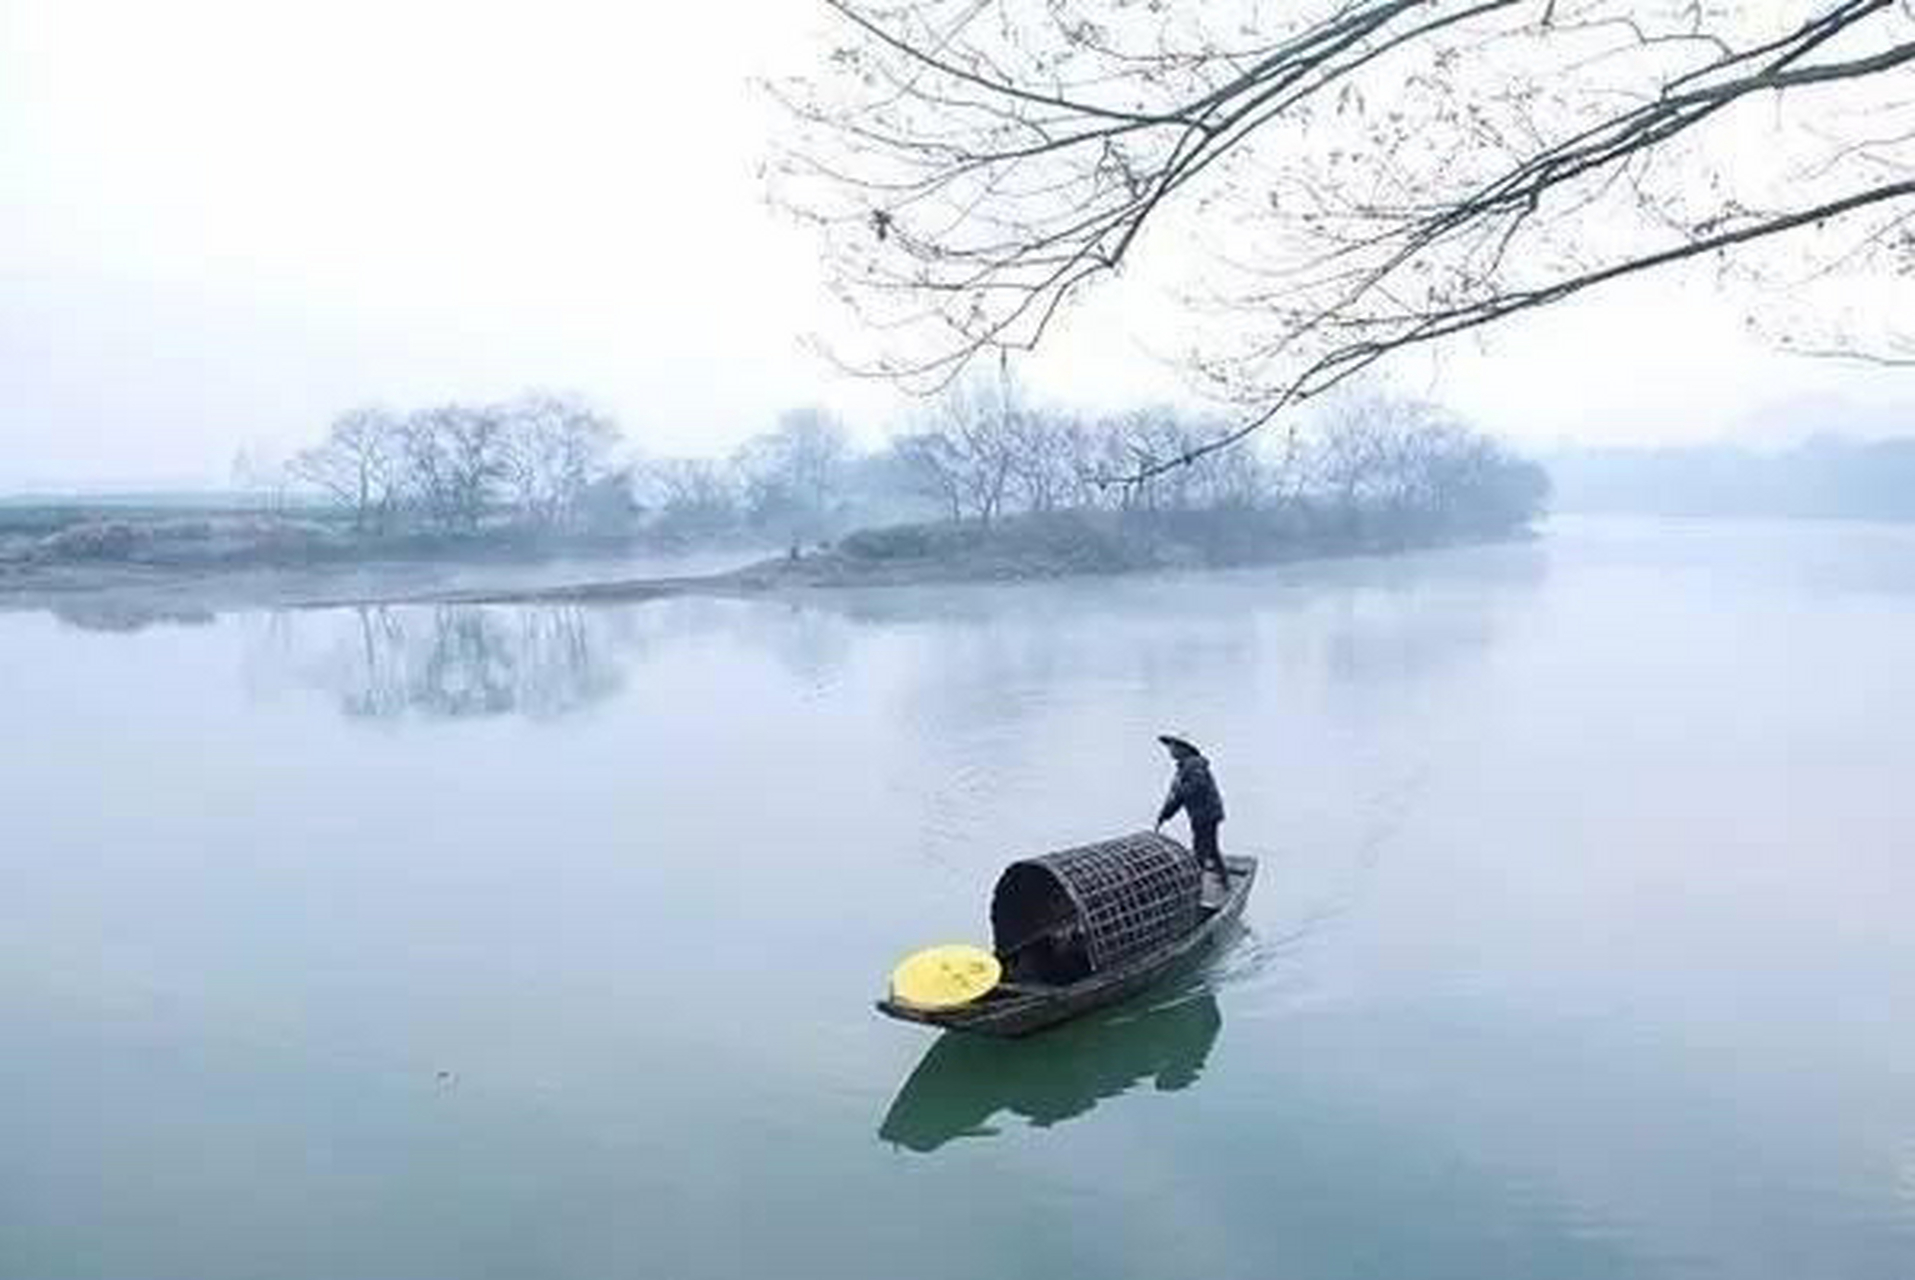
[878,986,1223,1153]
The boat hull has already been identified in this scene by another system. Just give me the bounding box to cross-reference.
[877,855,1257,1037]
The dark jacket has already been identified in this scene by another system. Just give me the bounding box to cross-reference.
[1158,753,1225,828]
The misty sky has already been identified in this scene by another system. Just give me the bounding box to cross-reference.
[6,0,1915,491]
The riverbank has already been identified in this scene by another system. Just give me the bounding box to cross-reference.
[0,505,774,622]
[1,506,1538,628]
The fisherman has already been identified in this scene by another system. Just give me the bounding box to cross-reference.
[1154,734,1229,890]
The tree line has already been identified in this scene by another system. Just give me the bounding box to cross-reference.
[879,377,1547,537]
[281,393,626,535]
[271,380,1547,546]
[273,394,872,543]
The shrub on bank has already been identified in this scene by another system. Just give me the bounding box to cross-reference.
[35,516,345,565]
[838,511,1139,574]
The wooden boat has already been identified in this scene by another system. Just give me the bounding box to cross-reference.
[877,831,1257,1038]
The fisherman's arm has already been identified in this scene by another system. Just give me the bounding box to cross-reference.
[1155,781,1186,829]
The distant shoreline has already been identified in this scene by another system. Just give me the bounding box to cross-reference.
[2,506,1539,629]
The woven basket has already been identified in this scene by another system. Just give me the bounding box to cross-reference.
[991,831,1202,974]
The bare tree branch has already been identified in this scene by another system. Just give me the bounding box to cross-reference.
[773,0,1915,470]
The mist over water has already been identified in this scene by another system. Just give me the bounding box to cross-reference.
[6,518,1915,1280]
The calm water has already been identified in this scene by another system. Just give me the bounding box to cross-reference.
[6,518,1915,1280]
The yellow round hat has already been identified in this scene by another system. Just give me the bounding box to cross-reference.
[889,944,1002,1009]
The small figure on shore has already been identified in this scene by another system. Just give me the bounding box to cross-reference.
[1154,734,1229,890]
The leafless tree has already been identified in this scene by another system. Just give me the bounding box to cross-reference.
[781,406,855,519]
[1004,407,1082,512]
[402,404,512,531]
[891,430,970,520]
[1049,414,1113,510]
[1096,406,1269,510]
[775,0,1915,476]
[288,394,627,535]
[638,457,743,538]
[286,407,405,531]
[1068,415,1149,510]
[1110,409,1196,511]
[1188,420,1274,510]
[892,388,1307,517]
[1303,385,1548,528]
[498,393,621,529]
[1312,393,1405,518]
[894,370,1023,522]
[734,406,853,539]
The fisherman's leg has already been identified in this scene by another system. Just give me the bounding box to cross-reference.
[1193,821,1228,887]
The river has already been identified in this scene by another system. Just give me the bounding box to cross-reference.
[5,517,1914,1279]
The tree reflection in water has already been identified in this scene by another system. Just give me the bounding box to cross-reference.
[299,604,632,722]
[878,985,1223,1154]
